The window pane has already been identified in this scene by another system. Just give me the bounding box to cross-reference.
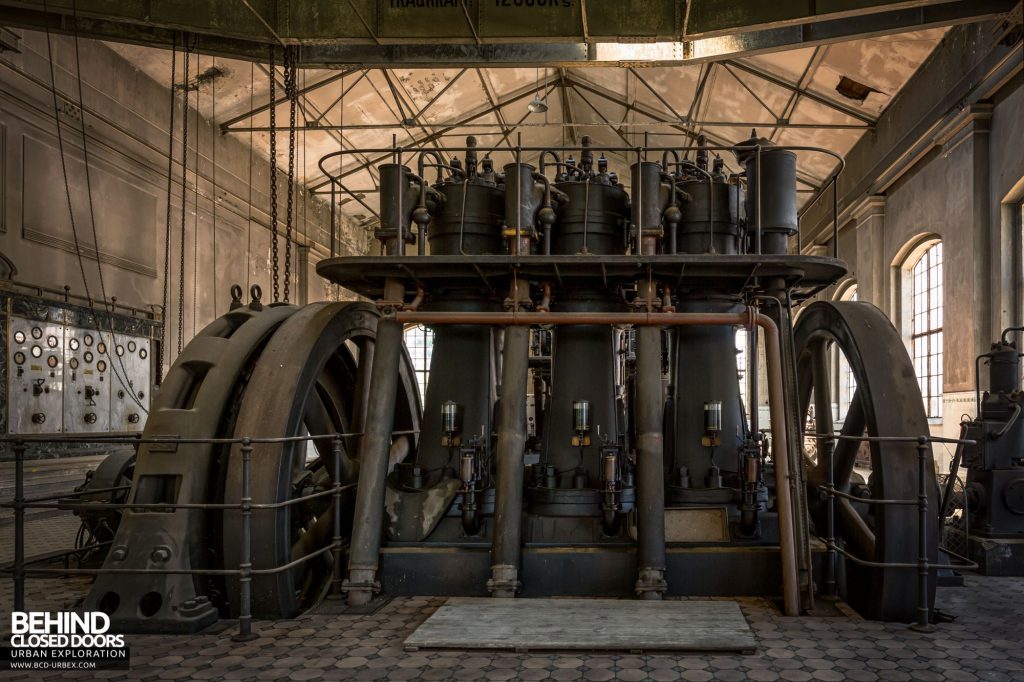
[909,242,943,418]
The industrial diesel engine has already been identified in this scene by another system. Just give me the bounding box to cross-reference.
[85,132,941,632]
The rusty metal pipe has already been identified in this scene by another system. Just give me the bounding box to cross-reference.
[394,307,801,616]
[488,324,530,597]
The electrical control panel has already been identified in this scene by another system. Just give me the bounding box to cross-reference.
[4,292,159,435]
[108,331,151,431]
[8,320,64,434]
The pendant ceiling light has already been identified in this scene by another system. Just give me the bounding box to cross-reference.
[527,67,548,114]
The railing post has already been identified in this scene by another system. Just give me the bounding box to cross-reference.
[823,434,838,601]
[911,436,935,633]
[329,433,344,599]
[13,439,26,613]
[233,438,258,641]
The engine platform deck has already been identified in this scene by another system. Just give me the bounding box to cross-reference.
[317,254,847,301]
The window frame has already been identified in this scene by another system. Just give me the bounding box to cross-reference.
[908,242,944,420]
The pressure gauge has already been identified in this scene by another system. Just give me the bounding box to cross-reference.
[116,345,125,357]
[69,357,80,370]
[139,348,148,359]
[97,342,107,355]
[84,334,94,347]
[69,338,80,351]
[84,351,94,363]
[31,327,43,339]
[96,360,107,372]
[14,330,26,344]
[128,340,137,352]
[13,351,25,364]
[47,335,58,348]
[47,355,59,369]
[31,345,42,358]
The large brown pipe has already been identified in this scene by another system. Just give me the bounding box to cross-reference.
[344,315,404,606]
[634,324,667,599]
[394,308,801,616]
[488,325,531,597]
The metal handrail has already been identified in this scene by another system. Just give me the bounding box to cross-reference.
[809,431,978,632]
[1,431,371,641]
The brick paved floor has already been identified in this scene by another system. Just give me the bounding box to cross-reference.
[2,515,1023,681]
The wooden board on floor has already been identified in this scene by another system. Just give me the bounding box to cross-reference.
[404,598,757,653]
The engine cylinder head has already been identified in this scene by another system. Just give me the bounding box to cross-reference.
[735,132,797,255]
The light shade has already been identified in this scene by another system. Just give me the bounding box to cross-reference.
[527,95,548,114]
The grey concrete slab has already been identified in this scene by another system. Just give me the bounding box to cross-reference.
[404,598,758,653]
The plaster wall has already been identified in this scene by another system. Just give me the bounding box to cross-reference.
[0,31,366,375]
[825,78,1023,440]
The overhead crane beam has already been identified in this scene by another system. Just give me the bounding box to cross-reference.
[0,0,1015,67]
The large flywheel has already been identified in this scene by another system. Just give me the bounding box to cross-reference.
[220,302,421,619]
[794,301,939,622]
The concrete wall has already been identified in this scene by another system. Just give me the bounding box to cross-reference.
[824,76,1024,442]
[0,30,366,374]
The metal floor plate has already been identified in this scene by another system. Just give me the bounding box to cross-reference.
[404,598,757,653]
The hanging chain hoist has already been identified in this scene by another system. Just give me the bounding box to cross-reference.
[283,47,298,303]
[269,45,280,302]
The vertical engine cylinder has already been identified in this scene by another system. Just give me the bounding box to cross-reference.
[736,133,797,255]
[669,299,746,499]
[429,180,505,255]
[677,180,743,255]
[552,180,629,254]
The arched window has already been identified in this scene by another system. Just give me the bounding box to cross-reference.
[403,324,433,401]
[910,242,943,418]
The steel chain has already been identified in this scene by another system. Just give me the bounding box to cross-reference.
[269,45,280,302]
[283,47,297,303]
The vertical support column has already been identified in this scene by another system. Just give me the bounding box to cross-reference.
[344,280,405,606]
[634,325,667,600]
[911,437,935,632]
[233,439,258,642]
[330,434,345,600]
[488,323,530,597]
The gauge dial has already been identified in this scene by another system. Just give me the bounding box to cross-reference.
[96,360,107,372]
[31,327,43,339]
[128,341,137,352]
[69,338,80,351]
[13,351,25,364]
[69,357,79,370]
[97,342,107,355]
[47,355,58,368]
[84,351,94,363]
[140,348,148,359]
[47,335,58,348]
[31,345,42,358]
[84,334,94,347]
[116,345,125,357]
[14,331,26,344]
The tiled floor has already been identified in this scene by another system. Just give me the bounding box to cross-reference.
[3,513,1023,681]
